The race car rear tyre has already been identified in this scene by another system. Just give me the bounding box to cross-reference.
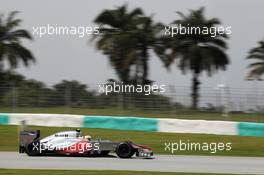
[25,141,42,156]
[115,142,135,158]
[19,146,25,153]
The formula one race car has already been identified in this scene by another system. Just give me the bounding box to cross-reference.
[19,129,153,159]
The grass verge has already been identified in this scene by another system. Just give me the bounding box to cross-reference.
[0,125,263,157]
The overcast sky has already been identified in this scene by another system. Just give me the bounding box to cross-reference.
[1,0,264,89]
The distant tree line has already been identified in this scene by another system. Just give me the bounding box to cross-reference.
[0,71,174,110]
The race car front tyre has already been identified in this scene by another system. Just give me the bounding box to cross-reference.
[25,141,42,156]
[115,142,135,158]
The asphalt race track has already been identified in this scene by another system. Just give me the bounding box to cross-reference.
[0,152,263,174]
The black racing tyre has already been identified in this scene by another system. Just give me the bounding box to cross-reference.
[25,140,42,156]
[19,146,25,153]
[115,142,135,158]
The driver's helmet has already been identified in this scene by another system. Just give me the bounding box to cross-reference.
[76,129,82,138]
[84,135,92,141]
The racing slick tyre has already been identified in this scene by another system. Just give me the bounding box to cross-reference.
[115,142,135,158]
[19,146,25,153]
[25,140,42,156]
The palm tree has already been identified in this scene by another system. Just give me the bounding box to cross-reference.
[246,40,264,80]
[132,16,163,85]
[0,11,35,72]
[92,5,142,84]
[92,5,163,85]
[162,7,229,109]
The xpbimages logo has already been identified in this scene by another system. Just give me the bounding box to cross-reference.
[98,82,166,95]
[32,24,100,38]
[164,24,232,38]
[164,140,232,154]
[31,142,100,153]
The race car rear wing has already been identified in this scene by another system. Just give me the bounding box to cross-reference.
[19,120,40,153]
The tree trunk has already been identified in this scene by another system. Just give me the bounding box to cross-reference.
[191,72,200,109]
[140,42,150,85]
[142,58,148,85]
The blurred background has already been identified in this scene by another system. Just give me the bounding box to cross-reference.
[0,78,263,118]
[1,0,264,122]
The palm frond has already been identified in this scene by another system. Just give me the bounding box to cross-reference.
[0,11,34,70]
[246,40,264,79]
